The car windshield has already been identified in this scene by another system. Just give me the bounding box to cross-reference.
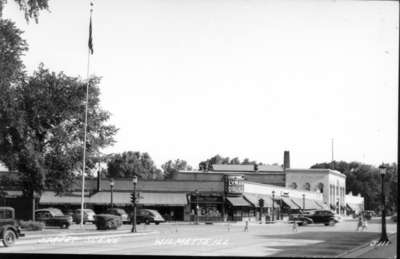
[0,209,12,219]
[148,210,162,217]
[51,209,64,216]
[116,209,126,214]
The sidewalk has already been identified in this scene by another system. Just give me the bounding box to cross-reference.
[339,233,397,258]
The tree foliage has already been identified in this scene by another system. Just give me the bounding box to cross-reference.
[311,161,398,213]
[161,159,192,179]
[0,65,118,195]
[0,19,27,91]
[106,151,163,180]
[198,154,263,171]
[0,0,49,23]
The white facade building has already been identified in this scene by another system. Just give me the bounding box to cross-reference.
[285,168,346,213]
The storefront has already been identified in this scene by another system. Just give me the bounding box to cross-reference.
[188,193,224,222]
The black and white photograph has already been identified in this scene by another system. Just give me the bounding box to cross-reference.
[0,0,398,258]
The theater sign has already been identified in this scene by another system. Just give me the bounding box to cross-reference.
[224,175,244,195]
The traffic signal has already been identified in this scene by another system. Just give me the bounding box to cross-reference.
[258,198,264,208]
[131,192,136,204]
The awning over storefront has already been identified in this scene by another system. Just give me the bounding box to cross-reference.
[40,191,87,205]
[243,193,277,208]
[314,200,328,210]
[346,203,360,212]
[226,196,253,207]
[41,191,188,206]
[281,197,301,209]
[89,192,131,205]
[138,192,188,206]
[290,197,320,210]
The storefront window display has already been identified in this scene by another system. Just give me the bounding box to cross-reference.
[189,194,224,222]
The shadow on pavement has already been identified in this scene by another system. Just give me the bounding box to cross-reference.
[257,231,379,257]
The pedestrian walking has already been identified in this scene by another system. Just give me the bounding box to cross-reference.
[244,220,249,232]
[361,216,368,231]
[292,219,298,232]
[356,214,363,232]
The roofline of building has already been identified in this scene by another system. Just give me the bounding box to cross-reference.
[178,170,283,174]
[244,180,323,196]
[287,168,346,178]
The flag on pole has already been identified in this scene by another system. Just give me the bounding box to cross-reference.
[88,5,94,55]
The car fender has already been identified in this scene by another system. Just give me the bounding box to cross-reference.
[303,217,314,224]
[0,225,18,239]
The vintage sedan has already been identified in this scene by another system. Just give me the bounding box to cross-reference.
[0,207,25,247]
[73,209,96,224]
[35,208,73,229]
[293,210,338,226]
[106,208,130,224]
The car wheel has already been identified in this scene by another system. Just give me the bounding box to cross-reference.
[302,221,308,226]
[2,229,16,247]
[329,220,335,226]
[60,223,68,229]
[106,221,113,229]
[155,222,160,225]
[145,219,150,225]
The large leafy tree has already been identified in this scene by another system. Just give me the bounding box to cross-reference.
[161,159,192,179]
[199,154,263,171]
[106,151,163,180]
[0,65,118,196]
[0,0,49,22]
[311,161,397,213]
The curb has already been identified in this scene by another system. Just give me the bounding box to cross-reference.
[23,229,157,239]
[335,232,396,258]
[18,230,160,245]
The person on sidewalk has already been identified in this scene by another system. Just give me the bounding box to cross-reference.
[356,214,364,231]
[292,219,298,232]
[244,220,249,232]
[361,216,368,231]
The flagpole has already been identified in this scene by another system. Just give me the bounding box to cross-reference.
[81,2,93,228]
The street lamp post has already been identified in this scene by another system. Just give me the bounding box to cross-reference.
[110,179,114,208]
[131,176,138,233]
[195,189,199,224]
[302,194,305,212]
[272,190,275,221]
[378,164,390,244]
[279,192,283,220]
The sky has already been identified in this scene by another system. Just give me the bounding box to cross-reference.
[3,0,398,170]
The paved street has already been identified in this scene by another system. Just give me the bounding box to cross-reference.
[0,218,396,257]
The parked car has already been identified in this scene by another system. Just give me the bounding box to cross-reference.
[293,210,338,226]
[391,213,397,222]
[0,207,25,247]
[135,209,165,225]
[106,208,129,224]
[73,209,96,224]
[362,210,375,220]
[94,214,122,230]
[35,208,73,229]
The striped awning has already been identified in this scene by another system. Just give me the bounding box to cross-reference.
[226,196,253,207]
[40,191,88,205]
[346,203,361,212]
[281,197,301,209]
[138,192,188,206]
[291,197,320,210]
[89,192,131,205]
[243,193,278,208]
[40,191,188,206]
[314,200,328,210]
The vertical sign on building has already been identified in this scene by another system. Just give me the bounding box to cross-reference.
[224,175,244,195]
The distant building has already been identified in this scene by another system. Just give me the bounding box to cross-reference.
[0,151,364,221]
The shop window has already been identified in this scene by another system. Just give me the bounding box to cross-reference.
[317,183,324,193]
[290,182,297,189]
[304,182,310,191]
